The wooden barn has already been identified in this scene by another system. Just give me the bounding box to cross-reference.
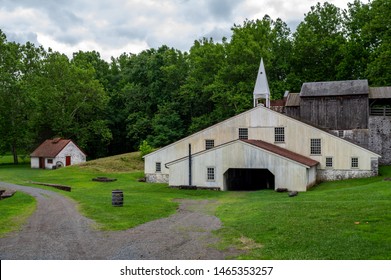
[299,80,369,130]
[30,138,86,169]
[281,81,391,164]
[284,92,300,119]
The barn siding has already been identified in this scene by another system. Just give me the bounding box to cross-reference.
[300,96,368,130]
[285,106,300,119]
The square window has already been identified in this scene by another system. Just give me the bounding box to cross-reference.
[207,167,215,181]
[239,128,248,140]
[310,138,321,155]
[47,159,53,164]
[351,157,359,168]
[274,127,285,143]
[205,139,215,150]
[156,162,161,172]
[325,157,333,168]
[338,130,344,137]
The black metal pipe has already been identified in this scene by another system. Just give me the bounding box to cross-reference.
[189,144,192,186]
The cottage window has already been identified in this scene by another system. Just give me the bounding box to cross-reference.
[351,157,359,168]
[325,157,333,168]
[239,128,248,140]
[310,138,322,155]
[205,139,215,150]
[47,159,53,164]
[274,127,285,143]
[207,167,215,181]
[156,162,162,172]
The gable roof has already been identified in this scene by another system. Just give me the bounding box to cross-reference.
[285,92,300,106]
[369,87,391,99]
[166,139,319,168]
[30,138,82,158]
[241,139,319,167]
[300,80,369,97]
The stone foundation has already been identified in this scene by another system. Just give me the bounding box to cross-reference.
[369,116,391,164]
[145,173,169,183]
[371,158,379,176]
[317,169,375,182]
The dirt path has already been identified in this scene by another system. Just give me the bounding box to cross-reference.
[0,183,234,260]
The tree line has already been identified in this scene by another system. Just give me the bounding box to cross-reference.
[1,0,390,163]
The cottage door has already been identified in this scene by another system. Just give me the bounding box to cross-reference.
[39,157,45,169]
[66,156,71,166]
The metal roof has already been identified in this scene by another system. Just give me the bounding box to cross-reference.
[242,139,319,167]
[285,93,300,106]
[300,80,369,97]
[369,87,391,99]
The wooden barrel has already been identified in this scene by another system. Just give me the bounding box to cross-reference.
[112,190,123,206]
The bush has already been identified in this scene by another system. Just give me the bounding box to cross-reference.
[138,140,154,159]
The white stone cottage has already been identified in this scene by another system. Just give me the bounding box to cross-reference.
[30,138,86,169]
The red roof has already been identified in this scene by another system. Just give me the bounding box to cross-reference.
[30,138,74,157]
[270,99,286,107]
[242,139,319,167]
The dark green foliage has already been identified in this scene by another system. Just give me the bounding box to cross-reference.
[0,0,390,159]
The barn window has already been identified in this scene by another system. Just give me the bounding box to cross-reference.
[338,130,344,137]
[156,162,162,172]
[205,139,215,150]
[325,157,333,168]
[239,128,248,139]
[310,138,321,155]
[351,157,359,168]
[207,167,215,181]
[274,127,285,143]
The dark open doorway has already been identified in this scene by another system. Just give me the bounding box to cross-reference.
[224,168,275,191]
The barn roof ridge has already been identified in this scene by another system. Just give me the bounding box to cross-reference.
[300,79,369,97]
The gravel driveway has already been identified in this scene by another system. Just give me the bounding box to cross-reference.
[0,182,234,260]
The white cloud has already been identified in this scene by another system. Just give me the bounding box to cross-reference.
[0,0,354,61]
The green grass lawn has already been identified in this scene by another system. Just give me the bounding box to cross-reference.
[0,191,36,237]
[0,154,390,259]
[0,154,30,165]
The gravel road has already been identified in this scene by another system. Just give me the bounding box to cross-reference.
[0,182,234,260]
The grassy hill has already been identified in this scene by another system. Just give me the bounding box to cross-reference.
[78,152,144,173]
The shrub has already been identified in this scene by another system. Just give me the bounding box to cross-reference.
[139,140,153,159]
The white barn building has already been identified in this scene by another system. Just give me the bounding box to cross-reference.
[144,60,380,192]
[30,138,86,169]
[144,106,380,192]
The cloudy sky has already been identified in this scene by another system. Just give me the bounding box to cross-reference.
[0,0,352,60]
